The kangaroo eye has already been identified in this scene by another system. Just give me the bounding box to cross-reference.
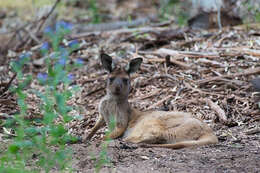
[109,77,115,83]
[122,78,129,84]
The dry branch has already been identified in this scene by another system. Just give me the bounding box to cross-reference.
[130,89,161,102]
[202,98,227,123]
[144,56,192,69]
[244,128,260,135]
[155,48,220,59]
[196,67,260,85]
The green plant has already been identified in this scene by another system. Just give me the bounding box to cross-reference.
[0,21,82,172]
[95,116,115,173]
[159,0,188,26]
[88,0,101,24]
[243,1,260,23]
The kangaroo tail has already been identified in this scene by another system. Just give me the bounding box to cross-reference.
[141,134,218,149]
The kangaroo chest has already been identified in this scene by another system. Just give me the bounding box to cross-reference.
[99,96,131,126]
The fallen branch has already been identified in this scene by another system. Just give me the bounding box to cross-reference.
[165,55,192,69]
[244,128,260,135]
[139,48,220,63]
[75,17,152,33]
[196,67,260,85]
[69,27,166,40]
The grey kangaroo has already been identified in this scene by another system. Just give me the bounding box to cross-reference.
[83,53,218,149]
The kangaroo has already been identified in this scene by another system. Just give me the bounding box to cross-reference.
[83,53,218,149]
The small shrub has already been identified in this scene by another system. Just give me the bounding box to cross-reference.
[95,117,115,173]
[159,0,188,26]
[0,21,80,173]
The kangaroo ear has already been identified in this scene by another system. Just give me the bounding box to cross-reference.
[125,58,143,74]
[100,53,114,72]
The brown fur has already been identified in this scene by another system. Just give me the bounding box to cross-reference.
[83,54,218,149]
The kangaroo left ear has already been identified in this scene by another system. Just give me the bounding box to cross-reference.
[100,53,114,72]
[125,58,143,74]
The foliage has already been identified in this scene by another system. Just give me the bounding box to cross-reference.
[0,21,81,173]
[95,117,115,173]
[159,0,188,26]
[243,1,260,23]
[88,0,101,24]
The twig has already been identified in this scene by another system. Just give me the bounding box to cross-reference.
[146,74,177,84]
[130,89,162,102]
[244,128,260,135]
[139,48,220,59]
[202,98,227,123]
[22,28,41,44]
[17,0,60,49]
[75,17,151,33]
[3,127,17,137]
[84,87,105,97]
[183,81,225,97]
[196,67,260,85]
[0,73,17,97]
[69,27,166,40]
[147,94,172,109]
[36,0,61,33]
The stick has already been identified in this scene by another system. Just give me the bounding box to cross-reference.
[36,0,61,33]
[84,87,105,97]
[197,67,260,85]
[244,128,260,135]
[139,48,220,59]
[147,94,172,109]
[130,89,161,102]
[202,98,227,123]
[16,0,60,49]
[0,73,17,97]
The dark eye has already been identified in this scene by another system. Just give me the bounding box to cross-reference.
[122,78,129,84]
[109,77,115,83]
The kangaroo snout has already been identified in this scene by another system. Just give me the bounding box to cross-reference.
[114,78,123,89]
[111,78,123,95]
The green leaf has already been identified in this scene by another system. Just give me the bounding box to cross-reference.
[8,144,19,154]
[43,112,56,125]
[50,124,67,138]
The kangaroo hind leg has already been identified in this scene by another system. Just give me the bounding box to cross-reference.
[141,134,218,149]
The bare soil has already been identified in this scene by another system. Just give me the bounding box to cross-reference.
[71,121,260,173]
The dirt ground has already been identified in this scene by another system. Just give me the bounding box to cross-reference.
[71,121,260,173]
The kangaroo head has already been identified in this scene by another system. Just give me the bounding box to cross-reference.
[100,53,142,99]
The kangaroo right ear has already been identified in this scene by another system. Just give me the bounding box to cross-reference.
[125,58,143,74]
[100,53,114,72]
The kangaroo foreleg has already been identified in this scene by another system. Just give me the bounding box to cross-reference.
[108,126,127,139]
[83,114,105,142]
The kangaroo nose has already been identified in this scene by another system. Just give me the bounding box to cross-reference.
[114,78,122,91]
